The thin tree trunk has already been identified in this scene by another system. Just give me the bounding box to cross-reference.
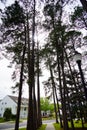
[65,85,75,130]
[76,75,84,128]
[37,41,42,128]
[26,12,33,130]
[33,81,37,130]
[15,25,26,130]
[54,86,63,126]
[60,38,69,130]
[49,64,58,123]
[56,52,64,128]
[32,1,36,130]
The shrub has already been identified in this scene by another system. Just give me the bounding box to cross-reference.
[3,108,12,121]
[11,114,16,120]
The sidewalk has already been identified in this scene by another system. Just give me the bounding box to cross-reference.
[45,123,55,130]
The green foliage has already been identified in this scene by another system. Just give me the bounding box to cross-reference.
[40,97,50,111]
[70,6,87,29]
[1,1,25,27]
[71,6,83,22]
[3,108,12,121]
[40,97,54,112]
[37,124,47,130]
[0,0,26,66]
[49,103,54,112]
[53,123,63,130]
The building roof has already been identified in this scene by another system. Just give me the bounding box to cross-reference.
[8,95,28,105]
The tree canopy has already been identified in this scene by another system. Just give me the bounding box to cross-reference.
[0,0,87,130]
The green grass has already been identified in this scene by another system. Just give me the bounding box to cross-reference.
[53,123,63,130]
[68,120,87,128]
[0,118,23,124]
[19,124,47,130]
[0,118,6,123]
[37,124,47,130]
[53,121,87,130]
[19,128,26,130]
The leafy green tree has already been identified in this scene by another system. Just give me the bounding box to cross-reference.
[3,108,12,121]
[40,97,54,112]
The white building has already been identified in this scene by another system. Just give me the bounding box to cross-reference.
[0,95,28,118]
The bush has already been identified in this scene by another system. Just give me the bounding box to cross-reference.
[3,108,12,121]
[11,114,16,120]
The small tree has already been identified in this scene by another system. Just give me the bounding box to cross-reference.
[3,108,12,121]
[40,98,54,114]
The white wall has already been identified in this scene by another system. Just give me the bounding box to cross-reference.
[0,95,17,117]
[0,95,28,118]
[20,106,28,118]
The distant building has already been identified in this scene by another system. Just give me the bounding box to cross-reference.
[0,95,28,118]
[41,110,51,117]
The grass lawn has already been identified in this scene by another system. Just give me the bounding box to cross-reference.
[0,118,5,123]
[53,121,87,130]
[37,124,47,130]
[53,123,63,130]
[19,124,47,130]
[69,120,87,128]
[19,128,26,130]
[0,118,23,124]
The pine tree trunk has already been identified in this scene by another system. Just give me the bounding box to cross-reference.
[37,41,42,128]
[15,25,26,130]
[60,38,69,130]
[54,86,63,127]
[27,0,36,129]
[26,12,33,130]
[49,64,58,123]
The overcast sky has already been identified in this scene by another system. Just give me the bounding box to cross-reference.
[0,1,17,99]
[0,58,46,99]
[0,59,14,99]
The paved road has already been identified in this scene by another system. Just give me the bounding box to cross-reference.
[0,119,55,130]
[0,120,27,130]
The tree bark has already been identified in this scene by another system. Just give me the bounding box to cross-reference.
[49,64,58,123]
[15,25,26,130]
[27,0,36,129]
[37,41,42,128]
[54,86,63,127]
